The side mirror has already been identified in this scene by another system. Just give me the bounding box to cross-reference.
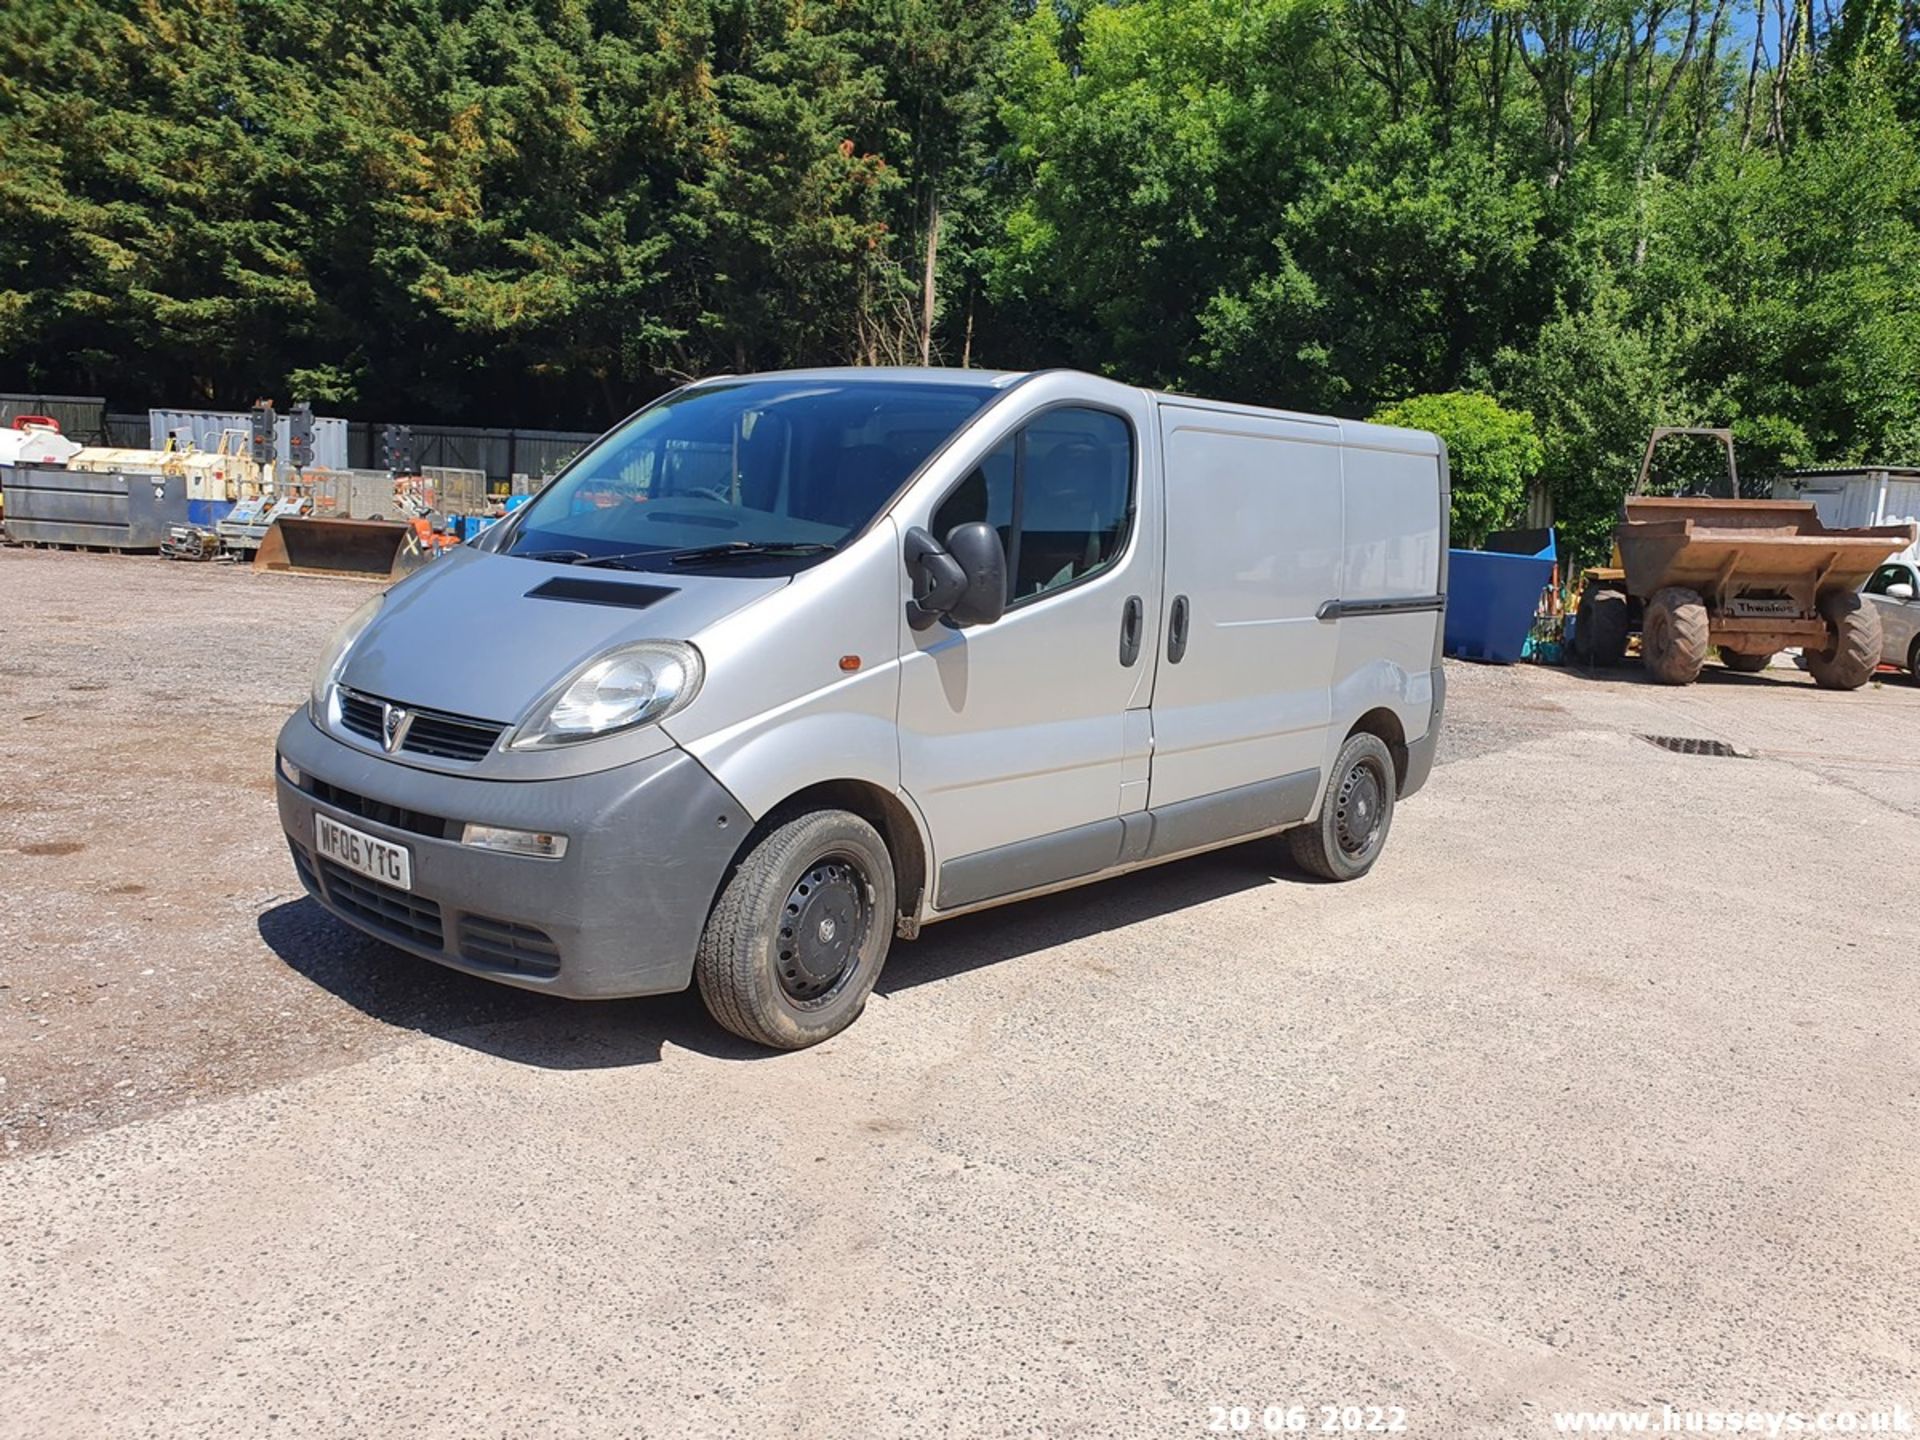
[903,523,1007,630]
[943,521,1007,627]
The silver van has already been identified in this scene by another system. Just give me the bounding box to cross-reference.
[276,368,1448,1048]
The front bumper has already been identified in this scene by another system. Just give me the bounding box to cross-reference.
[274,710,751,998]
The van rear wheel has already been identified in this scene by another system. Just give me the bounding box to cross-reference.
[1287,733,1397,882]
[695,809,896,1050]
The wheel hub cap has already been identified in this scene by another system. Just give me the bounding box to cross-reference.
[778,859,867,1003]
[1335,762,1384,857]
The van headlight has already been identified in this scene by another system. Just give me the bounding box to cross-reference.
[509,640,703,749]
[308,593,386,723]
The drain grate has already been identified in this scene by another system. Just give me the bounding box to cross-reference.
[1639,734,1748,759]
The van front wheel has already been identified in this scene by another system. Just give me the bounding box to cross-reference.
[1287,733,1397,882]
[695,809,896,1050]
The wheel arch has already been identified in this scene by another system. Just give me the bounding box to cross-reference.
[739,779,930,933]
[1346,706,1410,794]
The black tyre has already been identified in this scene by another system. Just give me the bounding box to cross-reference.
[1578,587,1630,667]
[1806,591,1881,690]
[1720,649,1773,673]
[1288,732,1397,882]
[694,809,896,1050]
[1642,586,1709,685]
[1909,636,1920,685]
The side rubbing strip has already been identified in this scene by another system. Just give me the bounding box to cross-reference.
[932,771,1322,912]
[1143,770,1319,859]
[1317,594,1447,622]
[936,818,1126,911]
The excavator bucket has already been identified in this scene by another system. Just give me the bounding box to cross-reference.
[254,517,430,581]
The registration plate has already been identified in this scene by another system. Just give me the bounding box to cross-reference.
[314,812,413,892]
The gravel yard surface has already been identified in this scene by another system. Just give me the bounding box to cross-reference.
[4,546,1916,1438]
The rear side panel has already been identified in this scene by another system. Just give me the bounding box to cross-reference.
[1147,404,1344,812]
[1328,438,1445,750]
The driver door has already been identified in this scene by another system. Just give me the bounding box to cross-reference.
[894,382,1160,912]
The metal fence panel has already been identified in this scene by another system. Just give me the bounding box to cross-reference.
[399,424,598,484]
[103,412,150,448]
[0,392,108,441]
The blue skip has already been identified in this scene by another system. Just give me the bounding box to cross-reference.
[1443,529,1557,665]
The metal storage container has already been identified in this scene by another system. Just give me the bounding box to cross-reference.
[2,464,188,550]
[148,408,350,478]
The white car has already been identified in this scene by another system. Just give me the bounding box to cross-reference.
[1864,560,1920,680]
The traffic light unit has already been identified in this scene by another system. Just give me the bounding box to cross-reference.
[287,402,315,471]
[381,424,417,477]
[249,401,277,467]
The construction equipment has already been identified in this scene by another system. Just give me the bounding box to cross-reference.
[218,494,309,554]
[1,462,189,550]
[253,514,447,580]
[160,524,223,561]
[1571,428,1920,688]
[252,465,472,581]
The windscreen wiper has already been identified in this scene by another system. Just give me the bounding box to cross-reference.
[512,548,667,570]
[574,550,673,570]
[512,548,661,570]
[664,542,838,567]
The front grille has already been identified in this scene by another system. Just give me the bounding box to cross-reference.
[317,858,445,948]
[458,915,562,978]
[401,712,505,762]
[306,777,453,840]
[339,690,385,745]
[337,687,507,763]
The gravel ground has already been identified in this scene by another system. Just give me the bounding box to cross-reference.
[0,546,1591,1161]
[0,549,534,1158]
[3,547,1917,1438]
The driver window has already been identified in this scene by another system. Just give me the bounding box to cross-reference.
[1866,565,1903,595]
[930,408,1134,606]
[1018,410,1132,599]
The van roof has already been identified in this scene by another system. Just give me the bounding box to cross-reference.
[690,367,1440,455]
[690,366,1027,391]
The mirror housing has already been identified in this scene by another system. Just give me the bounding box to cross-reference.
[1888,583,1916,601]
[903,523,1008,630]
[904,527,968,630]
[943,522,1008,627]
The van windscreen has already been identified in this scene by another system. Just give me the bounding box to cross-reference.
[505,380,995,571]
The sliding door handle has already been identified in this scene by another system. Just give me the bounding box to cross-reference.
[1167,594,1190,663]
[1119,595,1144,666]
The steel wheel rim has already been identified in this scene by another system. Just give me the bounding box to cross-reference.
[775,851,872,1007]
[1334,757,1387,858]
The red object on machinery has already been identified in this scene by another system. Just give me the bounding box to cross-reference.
[12,415,60,430]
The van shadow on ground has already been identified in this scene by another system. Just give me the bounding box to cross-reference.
[258,839,1294,1070]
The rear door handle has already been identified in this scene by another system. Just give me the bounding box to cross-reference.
[1119,595,1144,666]
[1167,594,1190,663]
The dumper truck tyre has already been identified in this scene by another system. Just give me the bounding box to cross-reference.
[1642,586,1709,685]
[1288,732,1396,882]
[1719,649,1773,673]
[1576,587,1630,667]
[694,809,896,1050]
[1806,591,1881,691]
